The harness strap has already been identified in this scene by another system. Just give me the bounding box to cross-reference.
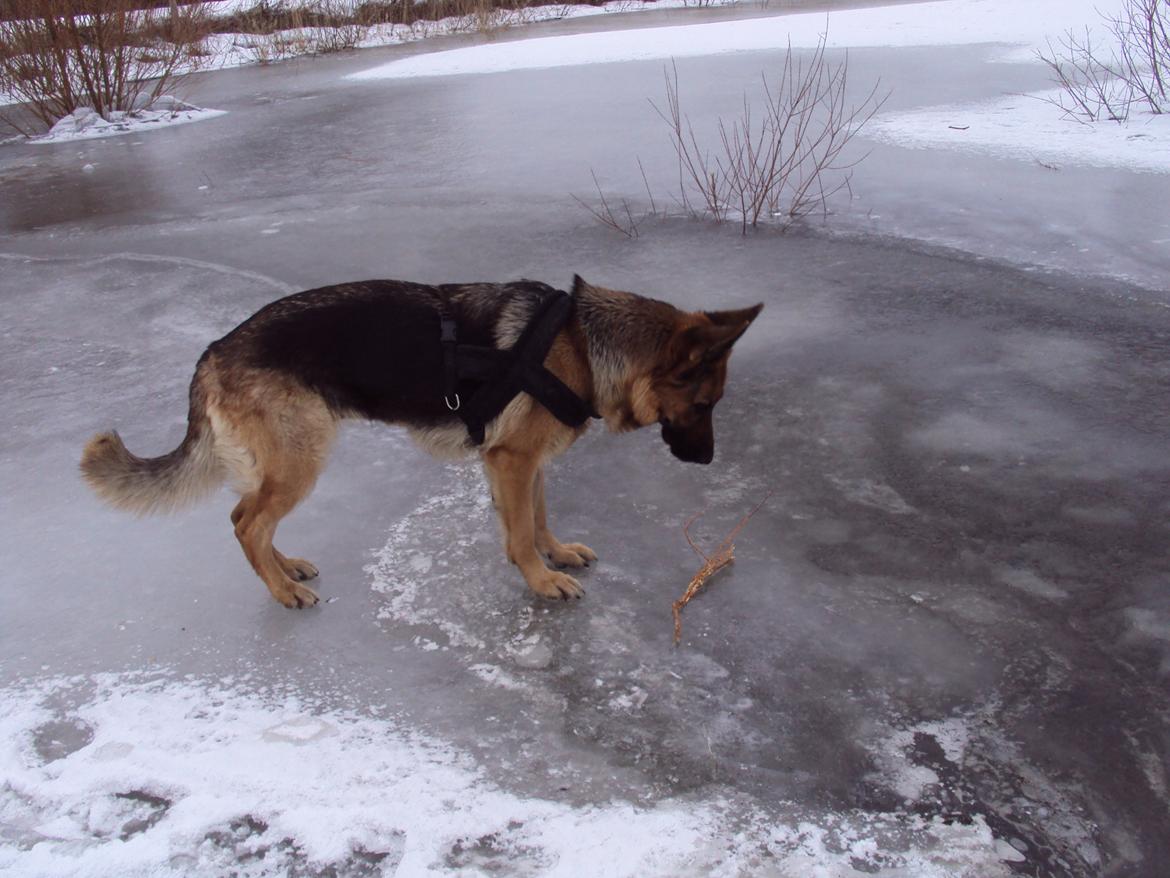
[439,312,460,411]
[430,289,597,445]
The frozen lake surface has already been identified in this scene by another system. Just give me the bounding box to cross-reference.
[1,1,1168,875]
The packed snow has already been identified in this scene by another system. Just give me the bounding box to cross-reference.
[348,0,1169,174]
[868,91,1170,173]
[348,0,1111,79]
[181,0,744,76]
[0,638,1019,876]
[27,99,226,145]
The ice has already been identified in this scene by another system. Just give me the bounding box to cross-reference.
[2,0,1169,874]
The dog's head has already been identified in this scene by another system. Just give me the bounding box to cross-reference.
[651,304,763,465]
[572,276,762,463]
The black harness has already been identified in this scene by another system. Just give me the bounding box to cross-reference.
[434,289,597,445]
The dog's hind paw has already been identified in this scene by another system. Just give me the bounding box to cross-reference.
[527,569,584,601]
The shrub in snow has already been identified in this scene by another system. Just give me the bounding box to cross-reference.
[0,0,211,136]
[1039,0,1169,122]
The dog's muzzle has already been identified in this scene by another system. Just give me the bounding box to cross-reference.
[661,420,714,465]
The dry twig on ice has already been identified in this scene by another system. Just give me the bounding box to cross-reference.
[672,492,772,645]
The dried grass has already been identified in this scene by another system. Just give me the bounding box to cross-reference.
[672,491,771,646]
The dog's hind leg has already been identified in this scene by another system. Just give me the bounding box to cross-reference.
[532,467,596,570]
[219,384,334,607]
[484,449,584,600]
[232,503,316,580]
[233,466,322,608]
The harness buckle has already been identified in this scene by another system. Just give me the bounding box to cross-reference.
[445,393,461,412]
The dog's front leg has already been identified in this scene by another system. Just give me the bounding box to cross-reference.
[484,448,584,600]
[533,468,597,569]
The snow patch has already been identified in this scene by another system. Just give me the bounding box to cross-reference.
[0,674,715,876]
[262,716,339,745]
[366,462,493,651]
[349,0,1114,80]
[828,474,916,515]
[0,674,1026,877]
[996,567,1069,601]
[27,99,225,144]
[869,92,1170,174]
[468,663,528,690]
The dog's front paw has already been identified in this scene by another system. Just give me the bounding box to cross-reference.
[546,541,597,569]
[527,569,585,601]
[271,580,320,609]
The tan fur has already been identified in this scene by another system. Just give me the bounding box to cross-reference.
[80,374,221,515]
[80,277,759,608]
[206,359,337,607]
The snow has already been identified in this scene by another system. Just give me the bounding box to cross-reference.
[0,1,733,114]
[11,0,1166,170]
[27,100,226,145]
[348,0,1113,80]
[869,91,1170,174]
[197,0,743,75]
[345,0,1169,175]
[3,1,1170,874]
[0,674,1019,877]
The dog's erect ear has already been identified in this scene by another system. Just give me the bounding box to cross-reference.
[571,274,591,297]
[703,303,764,328]
[678,303,763,364]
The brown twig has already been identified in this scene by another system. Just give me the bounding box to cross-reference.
[672,491,772,646]
[571,168,639,238]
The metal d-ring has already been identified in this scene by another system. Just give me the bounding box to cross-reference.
[445,393,461,411]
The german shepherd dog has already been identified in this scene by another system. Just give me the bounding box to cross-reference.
[81,276,761,608]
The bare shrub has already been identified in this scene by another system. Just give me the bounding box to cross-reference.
[651,35,887,233]
[572,169,640,238]
[0,0,210,133]
[1038,28,1134,122]
[1039,0,1169,122]
[1106,0,1169,113]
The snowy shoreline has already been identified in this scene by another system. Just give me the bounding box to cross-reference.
[347,0,1169,175]
[9,0,1167,176]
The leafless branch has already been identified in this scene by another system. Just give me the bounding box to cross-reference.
[571,168,640,238]
[1037,0,1169,123]
[648,32,888,233]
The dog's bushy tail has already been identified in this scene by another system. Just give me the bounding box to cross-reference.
[81,378,223,515]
